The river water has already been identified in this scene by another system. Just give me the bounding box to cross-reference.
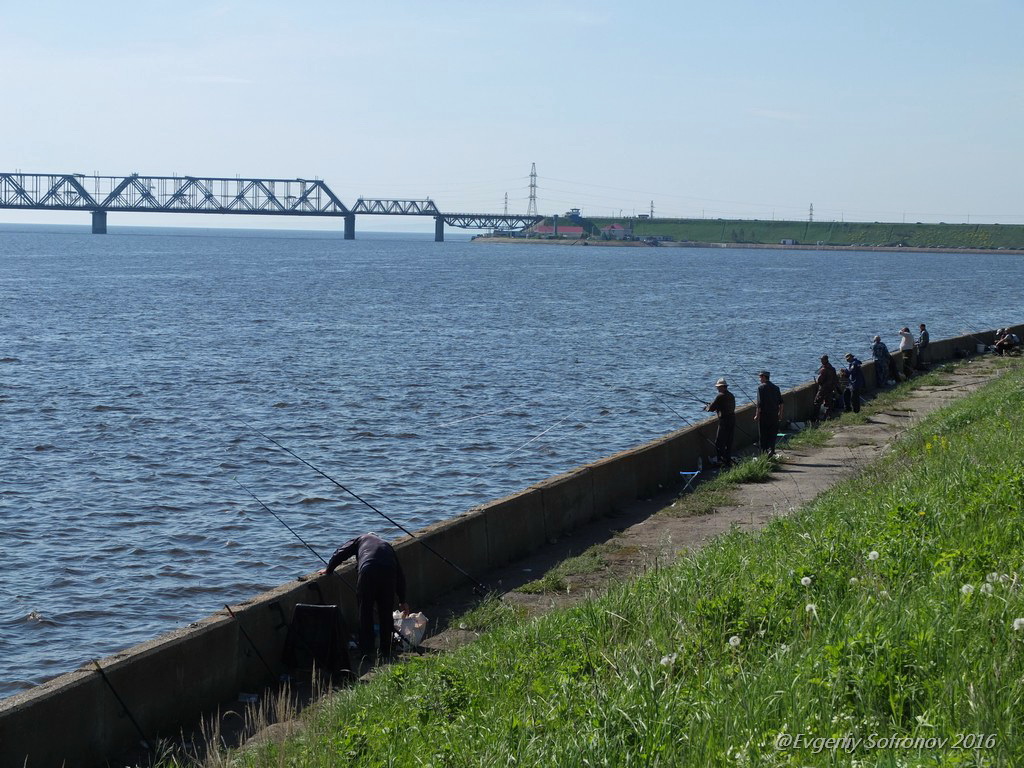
[2,226,1020,697]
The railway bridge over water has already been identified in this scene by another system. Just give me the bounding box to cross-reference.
[0,172,543,241]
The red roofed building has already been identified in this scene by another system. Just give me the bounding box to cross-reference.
[600,223,631,240]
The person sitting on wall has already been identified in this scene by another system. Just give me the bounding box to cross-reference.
[322,532,409,661]
[995,328,1021,356]
[704,377,736,467]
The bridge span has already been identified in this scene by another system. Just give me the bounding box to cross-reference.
[0,172,543,241]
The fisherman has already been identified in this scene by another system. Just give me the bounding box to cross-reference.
[813,355,839,422]
[916,323,930,369]
[754,370,784,456]
[871,335,894,388]
[898,327,915,379]
[844,352,864,413]
[704,377,736,467]
[322,532,409,660]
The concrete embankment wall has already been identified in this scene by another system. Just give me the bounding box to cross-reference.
[0,329,1010,767]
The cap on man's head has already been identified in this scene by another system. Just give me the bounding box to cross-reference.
[901,326,910,332]
[872,335,881,342]
[845,352,854,360]
[820,354,829,361]
[758,370,770,378]
[715,377,728,387]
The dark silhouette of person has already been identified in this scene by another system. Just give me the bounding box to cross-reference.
[323,533,409,659]
[754,370,784,455]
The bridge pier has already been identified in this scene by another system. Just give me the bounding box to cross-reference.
[434,216,444,242]
[344,214,355,240]
[91,210,107,234]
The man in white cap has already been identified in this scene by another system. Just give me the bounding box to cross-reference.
[704,377,736,467]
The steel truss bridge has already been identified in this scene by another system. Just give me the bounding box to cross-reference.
[0,172,543,241]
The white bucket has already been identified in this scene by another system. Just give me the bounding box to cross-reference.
[976,343,986,354]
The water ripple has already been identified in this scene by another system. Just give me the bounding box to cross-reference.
[3,230,1020,697]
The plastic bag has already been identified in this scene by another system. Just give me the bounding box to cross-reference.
[393,611,428,648]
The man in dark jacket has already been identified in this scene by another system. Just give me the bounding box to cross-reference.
[844,353,864,413]
[754,370,784,455]
[813,355,839,422]
[323,533,409,659]
[916,323,930,368]
[871,336,893,388]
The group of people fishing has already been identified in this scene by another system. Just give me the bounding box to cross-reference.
[321,321,1023,666]
[703,368,785,467]
[702,324,932,468]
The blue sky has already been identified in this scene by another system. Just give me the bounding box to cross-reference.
[1,0,1022,231]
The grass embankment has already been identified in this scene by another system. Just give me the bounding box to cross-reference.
[584,217,1024,250]
[209,366,1024,766]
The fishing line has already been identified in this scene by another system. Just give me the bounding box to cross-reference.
[460,394,606,483]
[432,405,522,429]
[239,420,488,595]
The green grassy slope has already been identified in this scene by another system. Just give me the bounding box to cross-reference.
[581,217,1024,249]
[221,363,1024,767]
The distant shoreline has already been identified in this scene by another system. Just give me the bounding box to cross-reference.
[471,236,1024,255]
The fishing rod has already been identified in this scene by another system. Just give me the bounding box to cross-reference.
[223,603,276,679]
[235,478,333,569]
[240,420,488,596]
[93,660,151,752]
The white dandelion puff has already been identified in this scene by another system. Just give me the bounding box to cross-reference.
[961,584,975,596]
[981,583,994,596]
[986,572,999,584]
[800,576,812,586]
[728,635,741,648]
[805,603,818,617]
[1013,618,1024,631]
[849,577,859,585]
[660,653,677,667]
[868,551,880,561]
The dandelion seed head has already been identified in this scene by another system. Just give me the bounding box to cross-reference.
[800,576,812,586]
[986,572,999,584]
[849,577,859,585]
[728,635,741,648]
[981,583,994,596]
[868,551,880,561]
[961,584,975,596]
[660,653,677,667]
[1013,618,1024,631]
[805,603,818,616]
